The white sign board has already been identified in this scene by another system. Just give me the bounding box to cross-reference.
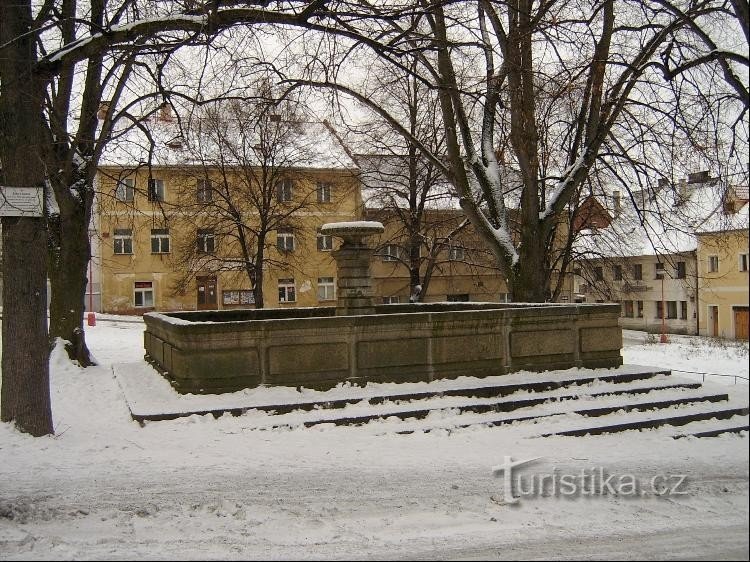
[0,186,44,217]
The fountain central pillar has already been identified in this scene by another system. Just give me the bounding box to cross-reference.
[320,221,384,316]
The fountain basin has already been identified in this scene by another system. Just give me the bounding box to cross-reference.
[143,302,623,394]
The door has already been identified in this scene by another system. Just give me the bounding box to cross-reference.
[197,276,217,310]
[734,307,749,340]
[708,306,719,337]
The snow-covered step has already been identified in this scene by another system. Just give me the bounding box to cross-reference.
[670,414,750,438]
[116,362,672,423]
[540,406,749,437]
[232,385,728,432]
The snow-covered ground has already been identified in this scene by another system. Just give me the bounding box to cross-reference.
[0,318,747,560]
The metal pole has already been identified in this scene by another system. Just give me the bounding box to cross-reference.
[87,230,96,326]
[660,274,668,343]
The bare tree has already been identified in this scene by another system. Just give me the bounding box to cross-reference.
[290,0,747,302]
[0,0,332,435]
[169,98,327,308]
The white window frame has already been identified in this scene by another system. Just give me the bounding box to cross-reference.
[116,178,134,202]
[382,244,400,262]
[739,253,748,272]
[449,246,465,261]
[197,229,215,253]
[276,179,293,202]
[317,182,332,203]
[134,281,154,308]
[708,255,719,273]
[113,228,133,255]
[150,228,170,254]
[197,178,212,203]
[317,277,336,301]
[277,229,295,252]
[148,178,165,202]
[278,278,296,303]
[317,232,333,251]
[382,296,401,304]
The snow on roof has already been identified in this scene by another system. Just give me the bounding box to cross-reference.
[99,116,358,171]
[574,178,741,258]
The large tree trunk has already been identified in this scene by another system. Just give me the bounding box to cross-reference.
[47,204,94,366]
[0,0,54,436]
[1,219,53,436]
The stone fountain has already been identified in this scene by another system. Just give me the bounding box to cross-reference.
[143,221,623,393]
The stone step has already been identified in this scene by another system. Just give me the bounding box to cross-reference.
[671,417,750,439]
[293,385,716,429]
[541,407,750,437]
[240,385,727,432]
[126,365,673,423]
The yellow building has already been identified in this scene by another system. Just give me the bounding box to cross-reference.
[96,117,361,313]
[695,192,749,339]
[365,207,511,303]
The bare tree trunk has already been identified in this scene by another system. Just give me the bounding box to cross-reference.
[0,0,54,436]
[47,208,94,366]
[1,219,53,435]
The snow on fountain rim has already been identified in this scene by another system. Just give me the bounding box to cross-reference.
[320,221,384,237]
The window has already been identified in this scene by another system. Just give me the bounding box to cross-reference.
[680,301,688,320]
[222,290,255,306]
[150,228,170,254]
[655,262,665,280]
[134,281,154,308]
[739,253,748,272]
[277,228,295,252]
[113,228,133,254]
[115,178,134,202]
[623,301,634,318]
[197,178,212,203]
[197,229,215,253]
[499,293,512,303]
[656,300,678,319]
[667,301,677,319]
[633,263,643,281]
[447,293,470,302]
[382,244,400,262]
[637,300,644,318]
[317,232,333,251]
[147,178,164,202]
[594,267,603,281]
[317,182,332,203]
[278,278,296,303]
[613,265,623,281]
[382,296,401,304]
[449,246,465,261]
[317,277,335,301]
[708,255,719,273]
[676,261,686,279]
[276,179,293,202]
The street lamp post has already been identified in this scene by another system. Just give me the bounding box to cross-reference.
[87,230,96,327]
[660,273,668,343]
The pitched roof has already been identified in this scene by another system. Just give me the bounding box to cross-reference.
[99,116,358,171]
[574,176,745,259]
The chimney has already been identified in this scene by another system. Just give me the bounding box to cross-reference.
[97,101,110,120]
[159,103,173,122]
[612,190,621,216]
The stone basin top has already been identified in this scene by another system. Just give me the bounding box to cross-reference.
[319,221,384,239]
